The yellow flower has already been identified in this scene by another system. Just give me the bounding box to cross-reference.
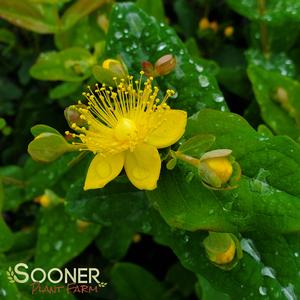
[70,72,187,190]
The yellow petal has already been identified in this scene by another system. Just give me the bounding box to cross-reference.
[124,143,161,190]
[147,109,187,148]
[84,152,125,190]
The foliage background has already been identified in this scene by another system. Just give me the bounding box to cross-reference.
[1,0,300,299]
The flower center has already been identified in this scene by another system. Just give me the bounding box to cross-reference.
[114,118,137,141]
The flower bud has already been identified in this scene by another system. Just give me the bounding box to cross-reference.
[199,17,210,30]
[35,194,51,208]
[28,132,74,163]
[198,149,240,189]
[76,220,91,231]
[224,26,234,37]
[64,105,88,129]
[35,190,63,208]
[97,14,109,33]
[92,58,128,85]
[203,232,242,270]
[154,54,176,76]
[102,58,127,78]
[141,61,154,77]
[210,21,219,32]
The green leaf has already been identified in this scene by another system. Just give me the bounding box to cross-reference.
[196,275,230,300]
[66,179,155,259]
[246,232,300,296]
[49,82,81,99]
[106,3,226,114]
[61,0,108,31]
[30,48,95,82]
[25,152,79,199]
[245,49,295,77]
[0,218,14,253]
[0,166,25,211]
[55,16,105,50]
[148,109,300,233]
[248,64,300,140]
[35,204,100,269]
[0,269,22,300]
[0,0,58,33]
[136,0,165,22]
[111,263,166,300]
[226,0,300,24]
[178,134,216,157]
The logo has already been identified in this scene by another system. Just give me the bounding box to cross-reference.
[7,263,107,295]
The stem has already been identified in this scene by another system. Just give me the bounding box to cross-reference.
[2,177,26,188]
[175,151,200,168]
[257,0,270,58]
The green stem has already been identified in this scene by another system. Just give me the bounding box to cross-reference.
[2,177,26,188]
[258,0,270,58]
[175,151,200,168]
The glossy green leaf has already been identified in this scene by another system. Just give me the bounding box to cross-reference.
[136,0,165,22]
[0,269,22,300]
[35,204,100,268]
[106,3,226,114]
[148,109,300,233]
[30,48,95,82]
[246,232,300,296]
[66,179,156,259]
[248,64,300,140]
[111,263,166,300]
[25,152,79,199]
[226,0,300,24]
[245,49,295,77]
[178,134,216,157]
[0,0,58,33]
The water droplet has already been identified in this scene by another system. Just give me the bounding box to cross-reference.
[0,289,7,296]
[241,238,261,262]
[261,266,276,279]
[114,31,123,39]
[157,43,167,51]
[124,29,129,34]
[54,240,63,251]
[195,64,203,72]
[198,75,209,87]
[282,284,297,300]
[259,286,267,296]
[213,94,224,103]
[294,252,299,257]
[117,13,123,19]
[142,222,152,233]
[183,235,190,243]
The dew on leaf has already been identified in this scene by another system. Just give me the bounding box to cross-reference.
[259,286,267,296]
[241,238,261,262]
[198,75,210,88]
